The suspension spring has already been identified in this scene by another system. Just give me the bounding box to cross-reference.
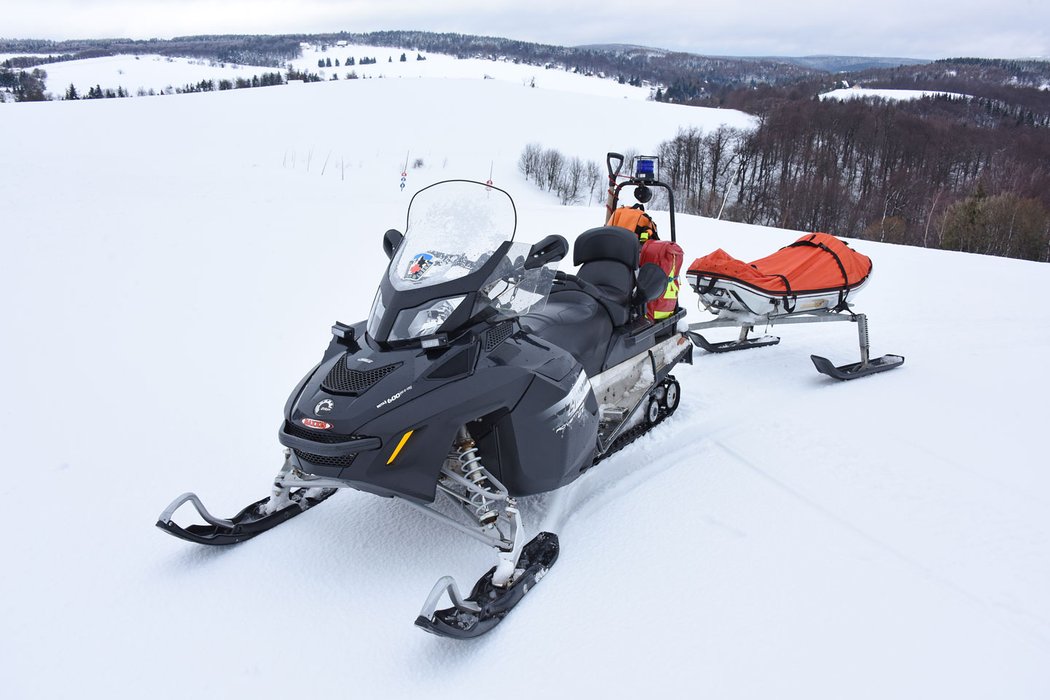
[458,438,498,525]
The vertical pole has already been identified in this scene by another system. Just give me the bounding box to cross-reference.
[856,314,871,367]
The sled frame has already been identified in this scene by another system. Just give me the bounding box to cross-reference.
[687,309,904,380]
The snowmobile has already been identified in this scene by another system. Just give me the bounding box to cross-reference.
[157,179,692,639]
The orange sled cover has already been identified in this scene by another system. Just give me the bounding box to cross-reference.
[688,232,872,295]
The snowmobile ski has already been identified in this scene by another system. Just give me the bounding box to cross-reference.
[811,352,905,380]
[415,531,560,639]
[156,487,336,546]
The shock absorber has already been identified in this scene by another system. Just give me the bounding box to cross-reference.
[456,431,499,526]
[856,313,871,367]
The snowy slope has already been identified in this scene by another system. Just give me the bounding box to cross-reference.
[30,44,652,100]
[821,86,971,101]
[1,61,1048,700]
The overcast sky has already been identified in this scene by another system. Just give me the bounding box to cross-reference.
[3,0,1048,60]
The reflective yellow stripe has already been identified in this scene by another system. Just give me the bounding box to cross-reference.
[386,430,415,465]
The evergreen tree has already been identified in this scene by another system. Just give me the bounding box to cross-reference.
[64,83,78,100]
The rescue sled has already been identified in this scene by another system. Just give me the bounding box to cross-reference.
[685,233,904,380]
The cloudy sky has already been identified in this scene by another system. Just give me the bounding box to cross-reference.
[3,0,1048,60]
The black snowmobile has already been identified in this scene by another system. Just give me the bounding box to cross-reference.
[157,179,692,638]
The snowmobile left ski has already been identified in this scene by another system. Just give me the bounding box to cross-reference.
[157,179,692,639]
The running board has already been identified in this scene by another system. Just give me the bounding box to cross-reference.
[811,353,905,380]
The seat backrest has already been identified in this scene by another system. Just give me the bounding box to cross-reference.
[573,227,639,325]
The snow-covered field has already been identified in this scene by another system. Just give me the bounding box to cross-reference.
[1,53,1048,700]
[20,44,652,100]
[821,86,971,101]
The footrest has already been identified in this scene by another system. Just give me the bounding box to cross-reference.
[688,331,780,354]
[811,353,904,380]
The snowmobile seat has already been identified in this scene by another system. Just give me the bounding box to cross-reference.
[521,289,613,377]
[572,226,640,327]
[521,227,658,376]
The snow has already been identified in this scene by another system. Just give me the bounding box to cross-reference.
[821,86,971,101]
[37,54,284,96]
[1,51,1049,700]
[29,44,653,101]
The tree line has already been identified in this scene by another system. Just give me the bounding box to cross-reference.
[522,89,1050,262]
[518,144,605,205]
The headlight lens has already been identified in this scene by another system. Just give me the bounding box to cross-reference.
[388,295,466,341]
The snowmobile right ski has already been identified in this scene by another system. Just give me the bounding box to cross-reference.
[157,450,337,546]
[156,487,336,546]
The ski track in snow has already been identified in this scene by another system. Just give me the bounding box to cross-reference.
[712,438,1050,649]
[2,53,1050,700]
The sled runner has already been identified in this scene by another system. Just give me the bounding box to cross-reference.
[685,233,904,380]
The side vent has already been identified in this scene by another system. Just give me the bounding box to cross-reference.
[485,322,514,352]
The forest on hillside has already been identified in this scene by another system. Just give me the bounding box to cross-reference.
[648,60,1050,261]
[4,32,1048,260]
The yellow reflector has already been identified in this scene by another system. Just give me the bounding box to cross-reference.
[386,430,415,465]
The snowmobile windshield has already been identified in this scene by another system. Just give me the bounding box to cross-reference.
[368,180,557,344]
[390,180,516,292]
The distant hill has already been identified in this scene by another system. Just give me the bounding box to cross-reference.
[753,55,930,72]
[577,45,929,72]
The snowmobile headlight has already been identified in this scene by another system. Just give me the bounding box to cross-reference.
[389,295,466,341]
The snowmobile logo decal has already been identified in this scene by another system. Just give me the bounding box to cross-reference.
[405,253,435,281]
[376,385,413,409]
[301,418,333,430]
[314,399,335,415]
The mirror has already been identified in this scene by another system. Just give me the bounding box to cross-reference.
[382,229,404,259]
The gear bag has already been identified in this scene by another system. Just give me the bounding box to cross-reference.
[608,205,658,242]
[640,239,683,320]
